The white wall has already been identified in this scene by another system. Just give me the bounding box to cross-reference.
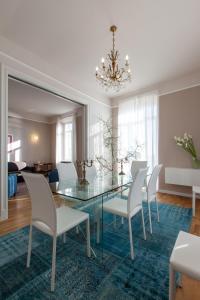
[8,116,52,164]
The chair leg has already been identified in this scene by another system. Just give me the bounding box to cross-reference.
[192,191,196,217]
[51,236,57,292]
[128,218,134,260]
[169,264,176,300]
[148,201,153,234]
[141,207,146,240]
[155,198,160,222]
[76,226,79,234]
[177,273,183,288]
[27,224,32,268]
[86,218,91,257]
[96,210,100,244]
[63,232,66,243]
[121,217,124,225]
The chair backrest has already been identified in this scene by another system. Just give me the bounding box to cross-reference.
[147,164,163,198]
[128,168,148,214]
[22,172,57,233]
[131,160,147,180]
[57,162,78,181]
[86,165,97,178]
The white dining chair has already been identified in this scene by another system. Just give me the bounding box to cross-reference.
[57,162,79,233]
[57,162,78,181]
[120,160,148,199]
[169,230,200,300]
[131,160,148,180]
[142,164,162,234]
[97,168,148,260]
[119,160,148,224]
[22,172,91,292]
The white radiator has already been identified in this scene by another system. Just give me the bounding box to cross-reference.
[165,167,200,187]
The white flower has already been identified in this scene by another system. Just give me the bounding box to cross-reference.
[176,137,182,143]
[184,133,189,141]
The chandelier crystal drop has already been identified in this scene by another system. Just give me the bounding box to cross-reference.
[95,25,131,92]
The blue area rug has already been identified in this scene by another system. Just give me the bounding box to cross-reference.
[0,201,192,300]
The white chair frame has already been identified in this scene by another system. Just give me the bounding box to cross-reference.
[22,172,91,292]
[131,160,148,180]
[169,231,200,300]
[143,164,163,234]
[96,168,148,260]
[57,162,78,181]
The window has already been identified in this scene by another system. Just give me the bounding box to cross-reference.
[64,123,73,161]
[56,118,74,163]
[118,93,158,172]
[7,135,22,162]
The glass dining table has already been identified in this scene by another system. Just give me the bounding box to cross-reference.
[50,173,132,201]
[50,173,133,258]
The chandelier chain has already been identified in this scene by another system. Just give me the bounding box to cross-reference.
[112,30,115,52]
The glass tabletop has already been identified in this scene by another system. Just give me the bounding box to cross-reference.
[50,173,132,201]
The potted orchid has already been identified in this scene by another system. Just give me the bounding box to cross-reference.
[174,133,200,168]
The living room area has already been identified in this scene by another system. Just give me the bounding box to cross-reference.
[7,77,86,199]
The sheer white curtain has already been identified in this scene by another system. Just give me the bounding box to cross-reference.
[118,93,158,172]
[56,116,77,163]
[56,120,63,163]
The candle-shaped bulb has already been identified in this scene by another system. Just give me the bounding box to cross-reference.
[96,66,99,71]
[101,57,105,64]
[125,55,129,61]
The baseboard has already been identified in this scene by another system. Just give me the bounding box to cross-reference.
[0,209,8,221]
[158,189,200,199]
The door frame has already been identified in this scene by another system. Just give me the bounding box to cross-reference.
[0,64,89,220]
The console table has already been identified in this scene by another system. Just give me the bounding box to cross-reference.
[165,167,200,216]
[33,163,53,174]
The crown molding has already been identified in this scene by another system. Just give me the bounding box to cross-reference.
[2,35,200,110]
[111,70,200,106]
[8,111,51,124]
[0,39,111,108]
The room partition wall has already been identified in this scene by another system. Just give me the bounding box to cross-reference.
[0,63,8,220]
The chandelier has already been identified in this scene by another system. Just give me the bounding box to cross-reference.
[95,25,131,92]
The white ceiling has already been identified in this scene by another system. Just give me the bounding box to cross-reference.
[1,0,200,102]
[8,79,81,122]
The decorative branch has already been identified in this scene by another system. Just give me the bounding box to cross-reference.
[96,118,142,174]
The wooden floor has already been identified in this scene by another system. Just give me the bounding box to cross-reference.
[0,192,200,299]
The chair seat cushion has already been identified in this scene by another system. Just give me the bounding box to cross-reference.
[56,206,89,236]
[33,206,89,236]
[170,231,200,280]
[103,197,141,218]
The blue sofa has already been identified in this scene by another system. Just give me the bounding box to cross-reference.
[8,174,17,198]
